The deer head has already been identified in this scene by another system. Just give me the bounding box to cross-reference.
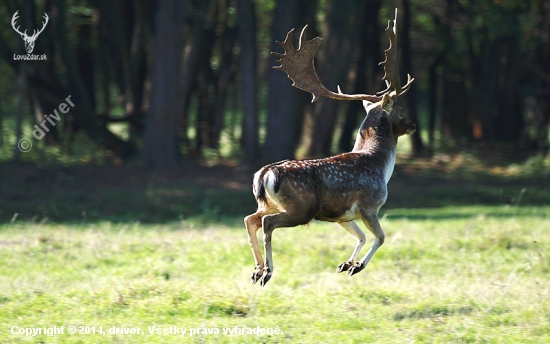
[12,11,49,54]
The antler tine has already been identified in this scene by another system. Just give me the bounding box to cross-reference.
[272,26,382,103]
[11,10,25,36]
[32,12,49,38]
[11,10,19,26]
[272,27,296,59]
[378,9,415,99]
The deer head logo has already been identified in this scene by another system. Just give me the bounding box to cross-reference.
[11,11,49,54]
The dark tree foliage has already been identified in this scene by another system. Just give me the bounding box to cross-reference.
[0,0,549,167]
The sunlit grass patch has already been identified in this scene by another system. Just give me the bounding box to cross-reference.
[0,206,549,343]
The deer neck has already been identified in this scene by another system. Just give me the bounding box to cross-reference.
[351,113,398,184]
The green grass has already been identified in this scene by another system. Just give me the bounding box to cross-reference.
[1,206,549,343]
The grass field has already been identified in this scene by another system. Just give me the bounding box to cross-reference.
[1,205,549,343]
[1,158,549,343]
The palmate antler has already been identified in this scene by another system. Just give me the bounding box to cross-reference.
[272,26,383,103]
[272,8,414,107]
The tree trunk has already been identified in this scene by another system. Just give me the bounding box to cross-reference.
[95,0,130,107]
[305,0,365,158]
[76,13,95,112]
[401,0,424,155]
[264,0,311,162]
[427,50,446,148]
[477,36,501,141]
[211,25,237,150]
[179,0,215,153]
[195,24,216,152]
[441,67,470,142]
[128,0,150,141]
[495,36,523,141]
[339,0,381,152]
[13,63,27,162]
[237,0,259,162]
[143,0,184,168]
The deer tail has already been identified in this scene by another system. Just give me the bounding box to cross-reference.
[253,169,267,203]
[253,162,285,204]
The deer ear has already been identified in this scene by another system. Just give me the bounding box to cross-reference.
[362,100,374,112]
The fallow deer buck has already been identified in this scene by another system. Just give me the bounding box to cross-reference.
[245,9,416,286]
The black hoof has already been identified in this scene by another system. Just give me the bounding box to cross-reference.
[251,273,261,284]
[251,265,264,284]
[337,261,353,273]
[259,267,272,287]
[347,262,364,276]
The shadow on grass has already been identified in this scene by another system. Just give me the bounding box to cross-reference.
[1,162,549,224]
[393,305,475,321]
[0,162,256,224]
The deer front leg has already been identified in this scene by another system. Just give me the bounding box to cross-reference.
[336,221,366,273]
[244,213,264,284]
[347,214,385,276]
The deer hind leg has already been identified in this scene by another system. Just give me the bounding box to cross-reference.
[336,221,367,273]
[258,211,312,287]
[244,212,265,284]
[347,213,385,277]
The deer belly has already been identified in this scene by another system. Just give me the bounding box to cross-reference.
[315,201,361,222]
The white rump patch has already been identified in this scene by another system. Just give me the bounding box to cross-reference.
[264,170,285,209]
[265,170,277,196]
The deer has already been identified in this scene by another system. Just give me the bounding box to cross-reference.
[11,10,49,54]
[245,9,416,286]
